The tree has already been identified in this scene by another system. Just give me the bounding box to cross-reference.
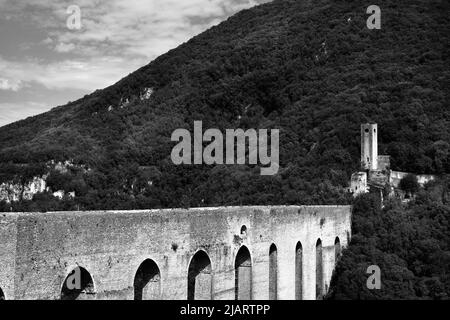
[327,180,450,300]
[399,174,420,196]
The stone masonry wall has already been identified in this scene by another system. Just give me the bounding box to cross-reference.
[0,206,352,300]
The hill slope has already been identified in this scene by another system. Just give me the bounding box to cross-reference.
[0,0,449,210]
[327,182,450,300]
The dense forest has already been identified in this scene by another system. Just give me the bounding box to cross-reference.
[327,176,450,300]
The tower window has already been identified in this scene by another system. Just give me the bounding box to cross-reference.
[365,129,369,133]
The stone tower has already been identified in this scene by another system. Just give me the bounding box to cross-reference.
[361,123,378,170]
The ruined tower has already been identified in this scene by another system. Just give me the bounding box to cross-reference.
[350,123,392,197]
[361,123,378,170]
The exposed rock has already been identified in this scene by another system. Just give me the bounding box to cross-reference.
[140,88,154,101]
[0,176,47,203]
[0,161,82,203]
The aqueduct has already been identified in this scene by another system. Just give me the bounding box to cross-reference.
[0,206,351,300]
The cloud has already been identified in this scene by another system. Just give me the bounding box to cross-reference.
[0,78,23,91]
[0,55,144,91]
[42,37,54,45]
[54,42,76,53]
[2,0,268,60]
[52,0,267,60]
[0,0,269,92]
[0,0,270,126]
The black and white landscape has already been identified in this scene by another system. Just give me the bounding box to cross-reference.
[0,0,449,301]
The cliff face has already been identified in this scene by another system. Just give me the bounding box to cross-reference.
[0,177,47,203]
[0,161,81,203]
[0,0,448,210]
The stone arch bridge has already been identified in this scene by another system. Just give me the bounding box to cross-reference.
[0,206,351,300]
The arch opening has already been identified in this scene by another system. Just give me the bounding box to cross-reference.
[61,267,96,300]
[335,237,342,264]
[188,250,213,300]
[269,244,278,300]
[235,246,252,300]
[316,239,324,300]
[295,242,303,300]
[134,259,161,300]
[0,287,5,300]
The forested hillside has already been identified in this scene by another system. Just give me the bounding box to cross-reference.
[0,0,448,211]
[327,177,450,300]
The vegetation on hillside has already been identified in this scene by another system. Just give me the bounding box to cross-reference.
[327,177,450,300]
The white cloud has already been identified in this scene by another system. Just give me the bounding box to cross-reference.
[42,37,54,45]
[2,0,267,60]
[0,0,270,125]
[0,55,144,91]
[0,78,23,91]
[0,0,268,92]
[54,42,76,53]
[52,0,264,59]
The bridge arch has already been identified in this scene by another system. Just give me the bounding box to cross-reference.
[134,259,161,300]
[187,249,213,300]
[269,243,278,300]
[61,266,96,300]
[316,239,324,300]
[0,287,5,300]
[295,241,303,300]
[335,237,342,263]
[235,245,252,300]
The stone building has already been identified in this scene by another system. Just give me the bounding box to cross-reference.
[350,123,391,196]
[350,123,435,198]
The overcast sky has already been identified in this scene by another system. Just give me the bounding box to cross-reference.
[0,0,269,127]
